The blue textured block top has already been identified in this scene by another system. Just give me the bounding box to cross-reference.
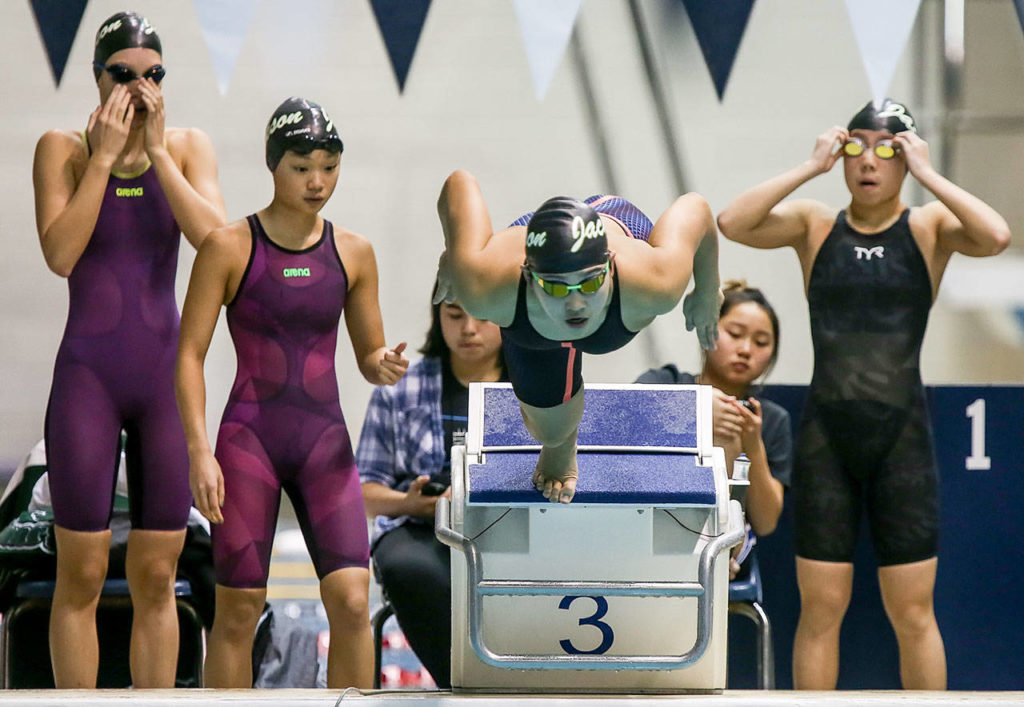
[468,452,715,506]
[481,386,698,449]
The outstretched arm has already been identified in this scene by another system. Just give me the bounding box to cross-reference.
[435,170,521,322]
[340,232,409,385]
[896,131,1011,257]
[176,229,239,524]
[615,194,720,347]
[717,126,846,250]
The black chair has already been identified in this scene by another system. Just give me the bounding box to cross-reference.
[0,577,204,688]
[727,552,774,689]
[370,557,396,690]
[370,594,395,689]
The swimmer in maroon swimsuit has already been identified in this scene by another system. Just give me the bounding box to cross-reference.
[33,11,225,689]
[435,170,721,503]
[176,97,408,689]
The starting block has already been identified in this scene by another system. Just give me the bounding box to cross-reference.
[436,383,745,692]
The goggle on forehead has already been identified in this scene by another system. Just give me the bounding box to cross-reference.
[843,136,897,160]
[94,61,166,84]
[530,262,609,298]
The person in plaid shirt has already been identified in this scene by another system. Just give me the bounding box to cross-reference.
[358,292,505,687]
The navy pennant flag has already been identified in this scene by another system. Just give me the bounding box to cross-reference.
[30,0,90,86]
[370,0,432,92]
[681,0,755,101]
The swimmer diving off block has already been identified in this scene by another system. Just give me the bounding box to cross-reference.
[434,170,721,504]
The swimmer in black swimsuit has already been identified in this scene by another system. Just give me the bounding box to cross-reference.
[435,170,720,503]
[718,99,1010,690]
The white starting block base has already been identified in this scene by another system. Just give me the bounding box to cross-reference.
[449,500,733,692]
[440,384,743,693]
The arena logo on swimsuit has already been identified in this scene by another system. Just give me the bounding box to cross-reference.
[282,267,311,278]
[570,215,604,253]
[115,187,143,197]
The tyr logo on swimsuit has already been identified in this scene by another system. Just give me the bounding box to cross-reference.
[854,245,884,261]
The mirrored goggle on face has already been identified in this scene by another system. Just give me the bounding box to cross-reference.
[530,262,610,298]
[843,137,897,160]
[94,61,166,85]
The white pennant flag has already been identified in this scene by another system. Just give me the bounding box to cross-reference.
[193,0,262,95]
[513,0,584,100]
[845,0,922,106]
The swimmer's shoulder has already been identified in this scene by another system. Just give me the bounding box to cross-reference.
[34,129,89,173]
[200,218,252,265]
[783,198,837,246]
[330,225,377,280]
[165,126,217,167]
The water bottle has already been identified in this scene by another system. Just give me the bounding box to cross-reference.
[732,453,750,481]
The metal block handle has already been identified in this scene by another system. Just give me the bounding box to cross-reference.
[436,497,745,671]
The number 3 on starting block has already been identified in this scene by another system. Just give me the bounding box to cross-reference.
[439,383,746,692]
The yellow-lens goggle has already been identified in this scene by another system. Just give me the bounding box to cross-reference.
[531,262,609,298]
[843,137,897,160]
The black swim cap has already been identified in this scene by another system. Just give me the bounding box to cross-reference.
[847,99,917,135]
[93,12,162,80]
[524,197,609,274]
[265,97,344,171]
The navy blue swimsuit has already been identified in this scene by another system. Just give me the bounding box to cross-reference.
[501,195,652,408]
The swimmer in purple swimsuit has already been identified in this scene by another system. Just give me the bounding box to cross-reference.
[33,12,225,689]
[176,97,409,689]
[435,170,721,503]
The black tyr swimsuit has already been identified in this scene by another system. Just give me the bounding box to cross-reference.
[794,209,940,566]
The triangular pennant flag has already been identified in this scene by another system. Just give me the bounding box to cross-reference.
[193,0,261,95]
[845,0,922,106]
[370,0,432,92]
[681,0,755,101]
[513,0,583,100]
[29,0,89,86]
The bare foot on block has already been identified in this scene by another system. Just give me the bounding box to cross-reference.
[532,441,578,504]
